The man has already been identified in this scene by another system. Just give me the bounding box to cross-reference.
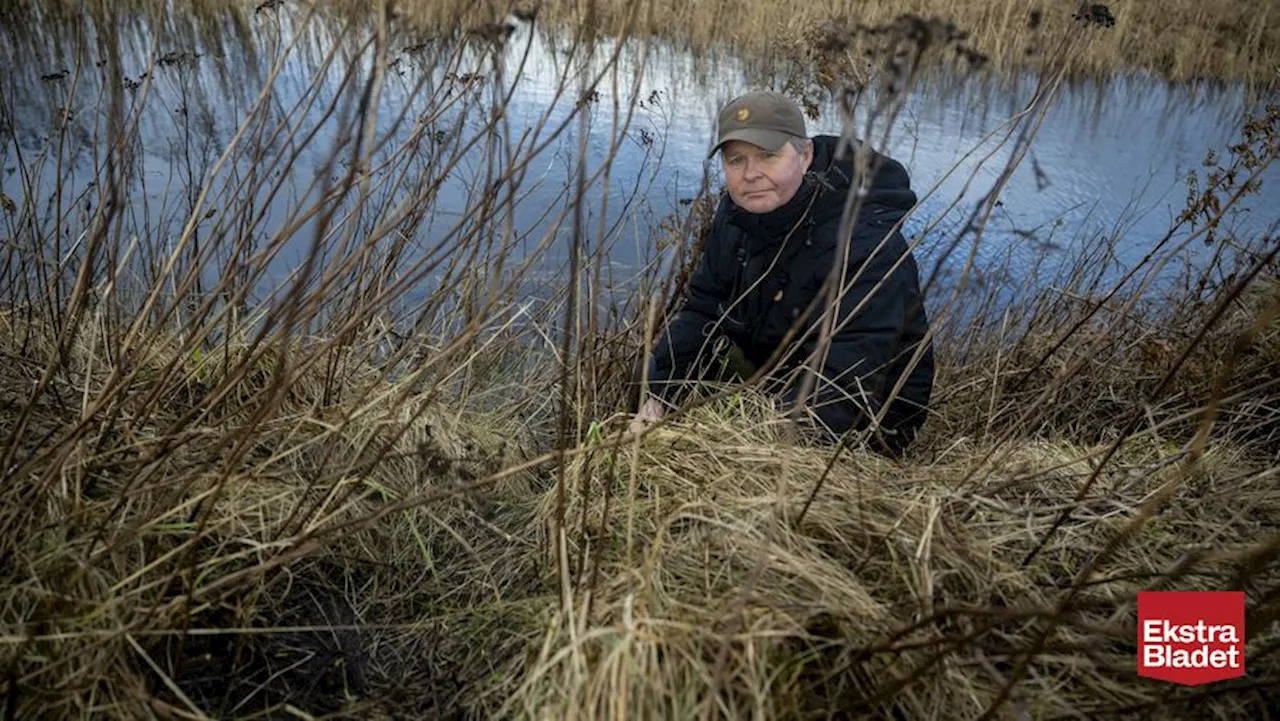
[631,90,935,458]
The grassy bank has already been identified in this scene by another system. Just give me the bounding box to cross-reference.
[381,0,1280,86]
[4,263,1280,717]
[4,312,1279,718]
[7,0,1280,85]
[3,1,1280,718]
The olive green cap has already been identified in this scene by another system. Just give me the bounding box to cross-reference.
[709,91,808,159]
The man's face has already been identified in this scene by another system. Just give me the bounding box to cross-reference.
[720,138,813,214]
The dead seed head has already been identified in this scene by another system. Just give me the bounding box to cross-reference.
[1074,3,1117,28]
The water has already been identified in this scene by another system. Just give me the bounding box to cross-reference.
[2,4,1276,324]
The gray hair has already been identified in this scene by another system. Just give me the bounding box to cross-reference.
[787,136,812,154]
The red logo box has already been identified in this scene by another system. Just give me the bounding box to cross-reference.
[1137,591,1246,686]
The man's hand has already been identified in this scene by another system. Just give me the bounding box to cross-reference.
[629,396,666,435]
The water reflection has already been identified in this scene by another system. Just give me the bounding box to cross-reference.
[2,2,1275,316]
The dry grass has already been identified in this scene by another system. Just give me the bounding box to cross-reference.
[7,308,1277,718]
[0,312,546,717]
[507,423,1280,719]
[383,0,1280,86]
[2,0,1280,718]
[9,0,1280,84]
[5,296,1278,718]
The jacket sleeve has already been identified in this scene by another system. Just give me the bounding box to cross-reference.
[642,219,734,403]
[779,218,910,436]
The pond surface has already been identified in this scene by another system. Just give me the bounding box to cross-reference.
[2,6,1276,319]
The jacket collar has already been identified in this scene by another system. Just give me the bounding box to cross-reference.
[726,176,821,252]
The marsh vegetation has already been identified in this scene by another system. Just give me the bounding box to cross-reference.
[2,0,1279,718]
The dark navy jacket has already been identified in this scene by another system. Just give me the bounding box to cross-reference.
[644,134,934,440]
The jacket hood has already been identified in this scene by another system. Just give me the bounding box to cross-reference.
[807,134,917,224]
[724,134,917,246]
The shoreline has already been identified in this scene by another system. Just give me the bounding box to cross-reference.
[3,0,1278,87]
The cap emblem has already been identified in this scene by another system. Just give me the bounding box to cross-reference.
[735,107,750,122]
